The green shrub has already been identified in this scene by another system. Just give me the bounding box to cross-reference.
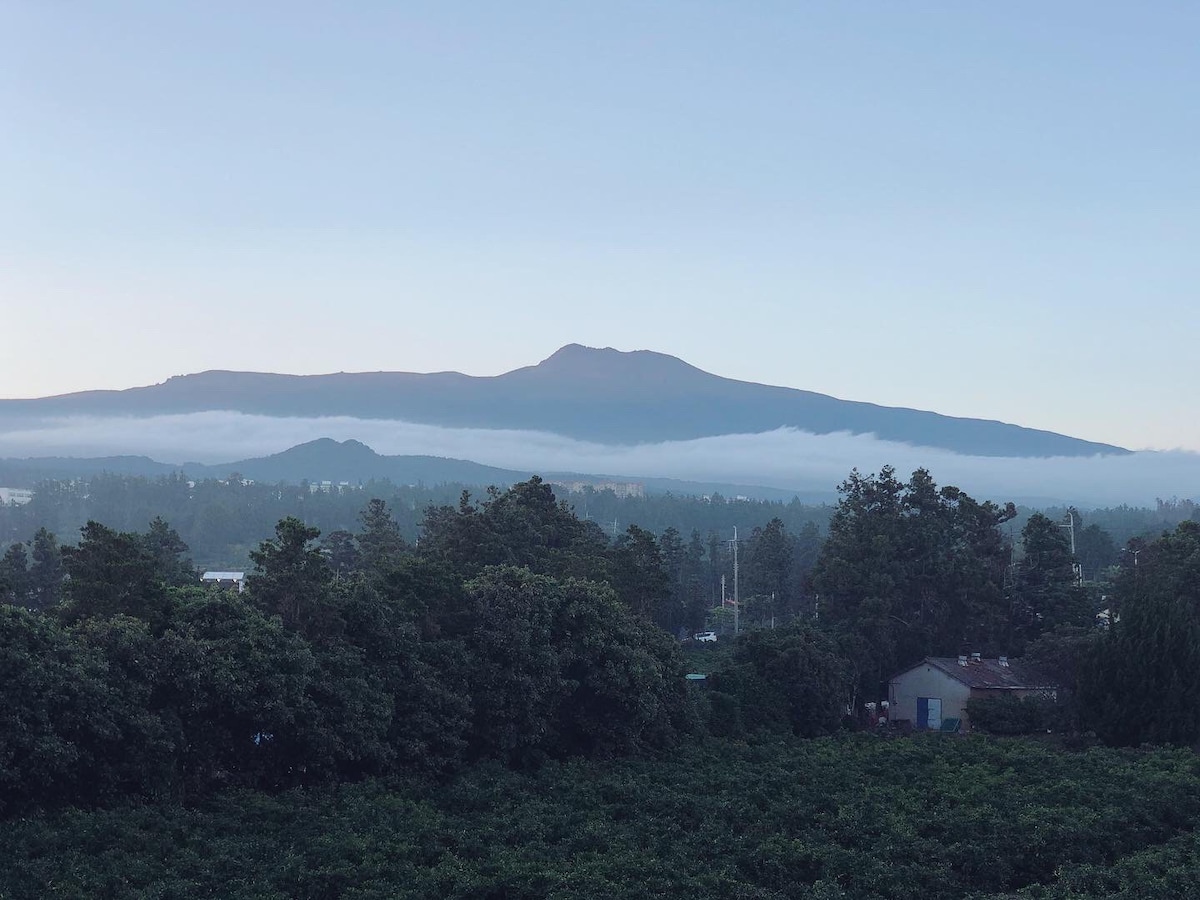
[966,694,1058,734]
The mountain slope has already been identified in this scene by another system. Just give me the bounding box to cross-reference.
[0,345,1127,457]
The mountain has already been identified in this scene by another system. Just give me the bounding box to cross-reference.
[0,345,1127,457]
[184,439,531,486]
[0,442,528,489]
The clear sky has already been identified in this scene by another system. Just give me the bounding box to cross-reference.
[3,2,1197,451]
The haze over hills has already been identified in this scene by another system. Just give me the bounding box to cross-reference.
[6,345,1194,508]
[0,345,1126,458]
[0,441,525,489]
[0,439,815,502]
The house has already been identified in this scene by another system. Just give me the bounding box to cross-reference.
[0,488,34,506]
[888,654,1057,732]
[201,571,246,593]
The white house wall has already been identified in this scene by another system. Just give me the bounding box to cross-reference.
[889,664,973,729]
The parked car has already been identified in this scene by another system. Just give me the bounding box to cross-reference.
[693,631,718,643]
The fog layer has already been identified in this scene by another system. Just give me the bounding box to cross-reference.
[1,412,1196,507]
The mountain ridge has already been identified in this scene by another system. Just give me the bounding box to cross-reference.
[0,345,1128,458]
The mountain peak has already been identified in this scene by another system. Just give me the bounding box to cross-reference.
[269,438,381,460]
[522,344,711,383]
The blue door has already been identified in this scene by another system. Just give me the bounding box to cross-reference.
[916,697,942,730]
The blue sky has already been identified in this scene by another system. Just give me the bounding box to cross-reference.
[3,2,1198,450]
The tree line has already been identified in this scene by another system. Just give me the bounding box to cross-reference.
[1,469,1197,821]
[0,471,834,574]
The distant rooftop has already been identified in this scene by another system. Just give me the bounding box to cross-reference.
[902,657,1058,691]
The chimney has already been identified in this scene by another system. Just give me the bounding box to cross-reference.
[971,652,982,664]
[999,656,1009,667]
[958,655,968,667]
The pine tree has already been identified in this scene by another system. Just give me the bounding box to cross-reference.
[0,543,29,607]
[27,528,64,611]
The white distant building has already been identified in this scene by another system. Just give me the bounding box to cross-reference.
[0,488,34,506]
[201,571,246,592]
[309,480,360,493]
[550,480,645,499]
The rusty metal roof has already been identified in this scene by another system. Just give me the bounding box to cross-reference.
[895,657,1058,691]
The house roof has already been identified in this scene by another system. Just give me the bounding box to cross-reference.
[201,571,246,581]
[894,657,1058,691]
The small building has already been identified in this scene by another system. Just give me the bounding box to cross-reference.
[201,571,246,593]
[888,654,1057,732]
[549,480,646,499]
[0,488,34,506]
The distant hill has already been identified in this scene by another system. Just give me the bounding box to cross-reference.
[0,439,820,502]
[0,344,1128,457]
[0,442,528,489]
[182,439,531,487]
[0,455,181,483]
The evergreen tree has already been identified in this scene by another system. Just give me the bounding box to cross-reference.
[746,517,792,621]
[812,467,1015,697]
[1014,513,1094,641]
[27,528,63,611]
[1076,522,1117,582]
[609,525,671,625]
[0,543,29,607]
[683,529,709,630]
[247,518,337,642]
[356,499,406,574]
[709,623,850,738]
[790,520,824,618]
[59,522,172,631]
[140,517,196,587]
[419,478,610,582]
[658,526,687,636]
[1082,521,1200,746]
[320,529,360,580]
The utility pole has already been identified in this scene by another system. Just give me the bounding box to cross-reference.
[1060,510,1077,556]
[1060,510,1083,586]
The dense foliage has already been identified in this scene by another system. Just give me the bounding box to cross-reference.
[3,737,1200,899]
[3,468,1200,897]
[812,468,1017,696]
[1081,520,1200,746]
[0,483,696,814]
[965,695,1059,735]
[707,624,850,738]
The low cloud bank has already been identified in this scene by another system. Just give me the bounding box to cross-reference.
[1,412,1198,507]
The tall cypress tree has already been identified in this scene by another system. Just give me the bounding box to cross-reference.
[27,528,63,611]
[1083,522,1200,746]
[0,543,29,607]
